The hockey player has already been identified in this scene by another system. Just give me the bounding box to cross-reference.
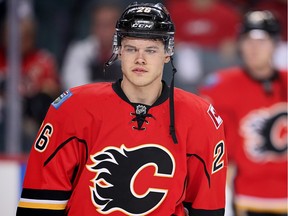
[199,10,287,216]
[16,2,227,216]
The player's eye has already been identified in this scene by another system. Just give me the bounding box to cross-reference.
[145,49,157,54]
[124,47,137,53]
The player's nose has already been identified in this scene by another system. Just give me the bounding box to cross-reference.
[134,50,146,65]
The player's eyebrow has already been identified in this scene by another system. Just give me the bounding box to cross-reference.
[146,46,159,50]
[123,45,160,50]
[123,45,136,49]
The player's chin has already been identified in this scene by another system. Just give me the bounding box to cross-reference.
[130,77,154,88]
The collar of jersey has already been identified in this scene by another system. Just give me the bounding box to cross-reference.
[243,67,280,83]
[112,79,170,107]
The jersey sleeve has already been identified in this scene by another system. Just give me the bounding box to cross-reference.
[184,103,227,216]
[199,81,238,163]
[16,90,88,216]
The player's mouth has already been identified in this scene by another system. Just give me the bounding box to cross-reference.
[132,67,148,74]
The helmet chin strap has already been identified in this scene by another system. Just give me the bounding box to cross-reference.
[104,53,118,72]
[169,56,178,144]
[104,33,120,72]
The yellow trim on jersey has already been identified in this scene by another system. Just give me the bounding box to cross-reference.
[18,199,67,210]
[235,205,288,214]
[235,195,288,214]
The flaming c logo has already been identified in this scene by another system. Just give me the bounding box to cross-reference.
[87,144,175,215]
[240,103,287,162]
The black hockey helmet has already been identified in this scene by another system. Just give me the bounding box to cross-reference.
[116,2,174,44]
[239,10,281,39]
[105,2,175,67]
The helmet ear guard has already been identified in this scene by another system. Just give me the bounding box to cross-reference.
[104,33,121,68]
[112,33,121,55]
[166,37,174,56]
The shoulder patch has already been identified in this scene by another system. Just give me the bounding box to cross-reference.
[52,90,73,109]
[207,104,223,129]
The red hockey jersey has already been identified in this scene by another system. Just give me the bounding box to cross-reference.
[17,80,227,216]
[199,67,287,213]
[0,49,59,97]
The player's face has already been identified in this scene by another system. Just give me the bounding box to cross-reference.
[119,37,170,88]
[239,32,276,79]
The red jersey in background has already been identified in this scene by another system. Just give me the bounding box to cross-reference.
[199,67,287,213]
[167,0,240,48]
[0,49,60,97]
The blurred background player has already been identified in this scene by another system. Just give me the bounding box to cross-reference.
[199,10,287,216]
[251,0,287,71]
[0,13,60,152]
[61,1,122,89]
[220,0,287,72]
[165,0,287,94]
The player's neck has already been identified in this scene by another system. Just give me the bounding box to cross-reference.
[246,64,275,81]
[121,79,162,106]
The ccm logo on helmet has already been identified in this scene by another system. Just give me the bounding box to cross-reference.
[132,21,154,29]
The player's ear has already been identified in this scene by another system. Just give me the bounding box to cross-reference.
[164,55,170,63]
